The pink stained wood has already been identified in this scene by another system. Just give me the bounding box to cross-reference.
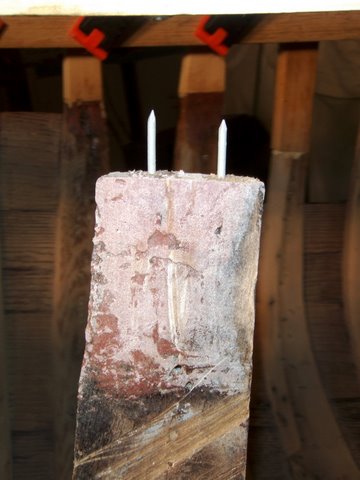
[73,171,264,479]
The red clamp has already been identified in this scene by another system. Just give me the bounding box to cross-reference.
[195,15,262,56]
[70,17,108,61]
[195,15,229,56]
[69,17,149,61]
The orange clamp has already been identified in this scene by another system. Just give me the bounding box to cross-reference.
[70,17,108,61]
[195,15,229,56]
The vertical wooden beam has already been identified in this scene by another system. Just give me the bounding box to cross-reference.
[173,54,225,174]
[343,126,360,381]
[0,240,12,480]
[53,56,109,480]
[258,43,359,477]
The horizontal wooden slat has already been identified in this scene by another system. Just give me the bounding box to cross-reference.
[0,113,60,211]
[0,211,55,268]
[0,13,359,49]
[7,313,53,430]
[306,303,359,399]
[304,204,345,253]
[0,0,358,15]
[12,430,54,480]
[2,268,53,312]
[304,252,342,303]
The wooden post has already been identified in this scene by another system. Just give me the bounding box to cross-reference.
[52,56,109,480]
[343,126,360,381]
[0,240,12,479]
[257,44,359,477]
[73,172,264,479]
[173,54,225,174]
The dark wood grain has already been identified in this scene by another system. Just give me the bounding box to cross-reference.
[0,112,61,479]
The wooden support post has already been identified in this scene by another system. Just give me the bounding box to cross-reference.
[173,54,225,174]
[52,56,109,480]
[73,173,264,479]
[0,240,12,479]
[257,44,359,477]
[343,126,360,381]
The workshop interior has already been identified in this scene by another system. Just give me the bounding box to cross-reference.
[0,12,359,480]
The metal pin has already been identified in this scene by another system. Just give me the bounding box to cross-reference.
[147,110,156,174]
[217,119,227,178]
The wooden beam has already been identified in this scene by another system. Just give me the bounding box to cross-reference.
[72,172,264,479]
[258,44,359,477]
[271,43,318,152]
[52,56,109,480]
[0,12,359,49]
[343,126,360,382]
[0,0,358,15]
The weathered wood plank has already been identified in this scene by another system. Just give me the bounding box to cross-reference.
[1,13,359,49]
[52,56,109,480]
[73,173,264,479]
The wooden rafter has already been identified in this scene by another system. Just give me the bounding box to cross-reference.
[0,12,359,49]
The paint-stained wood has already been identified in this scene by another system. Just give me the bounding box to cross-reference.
[1,13,360,48]
[52,56,109,480]
[343,127,360,381]
[174,54,225,174]
[73,173,264,479]
[0,112,61,479]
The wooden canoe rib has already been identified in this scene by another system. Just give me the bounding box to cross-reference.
[343,126,360,382]
[257,44,360,477]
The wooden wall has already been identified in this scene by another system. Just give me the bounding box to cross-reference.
[0,112,61,478]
